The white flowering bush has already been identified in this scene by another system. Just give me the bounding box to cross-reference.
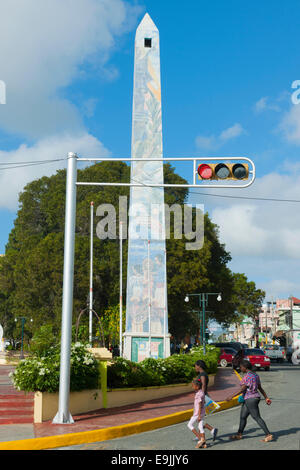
[11,342,99,393]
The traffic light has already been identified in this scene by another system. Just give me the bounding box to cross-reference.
[197,162,249,181]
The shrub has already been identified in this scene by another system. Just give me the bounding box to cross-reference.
[106,357,154,389]
[11,342,99,393]
[107,346,220,389]
[30,325,57,357]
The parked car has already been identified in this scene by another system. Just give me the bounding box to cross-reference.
[218,347,237,367]
[211,342,244,352]
[232,348,271,371]
[263,344,285,362]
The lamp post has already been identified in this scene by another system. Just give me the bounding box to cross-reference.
[14,317,33,359]
[185,293,222,354]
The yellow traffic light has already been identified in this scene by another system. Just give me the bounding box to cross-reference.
[197,163,249,181]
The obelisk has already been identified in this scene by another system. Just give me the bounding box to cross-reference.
[124,13,170,362]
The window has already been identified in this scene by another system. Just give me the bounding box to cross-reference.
[245,349,264,356]
[224,348,235,354]
[144,38,152,48]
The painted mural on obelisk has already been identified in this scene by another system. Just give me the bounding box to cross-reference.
[124,14,170,362]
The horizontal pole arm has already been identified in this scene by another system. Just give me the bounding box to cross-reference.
[78,156,255,163]
[76,181,254,189]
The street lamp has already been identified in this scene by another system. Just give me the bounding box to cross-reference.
[184,293,222,354]
[14,317,33,359]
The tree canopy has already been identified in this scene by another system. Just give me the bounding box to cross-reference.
[0,162,265,344]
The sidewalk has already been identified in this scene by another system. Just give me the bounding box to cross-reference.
[0,366,241,447]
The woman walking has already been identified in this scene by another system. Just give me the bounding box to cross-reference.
[226,360,273,442]
[194,360,218,441]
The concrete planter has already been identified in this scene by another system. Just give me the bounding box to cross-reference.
[34,389,102,423]
[34,374,216,423]
[105,373,215,409]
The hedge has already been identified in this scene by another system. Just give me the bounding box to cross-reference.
[107,345,220,389]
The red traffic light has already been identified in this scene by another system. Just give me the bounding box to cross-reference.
[198,164,213,179]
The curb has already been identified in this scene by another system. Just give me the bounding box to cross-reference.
[0,372,242,450]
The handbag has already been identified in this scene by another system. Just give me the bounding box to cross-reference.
[238,394,245,404]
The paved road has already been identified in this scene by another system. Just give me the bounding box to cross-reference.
[59,363,300,451]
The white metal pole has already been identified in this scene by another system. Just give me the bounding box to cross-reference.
[89,202,94,346]
[119,221,123,357]
[148,240,151,358]
[163,249,167,358]
[53,152,77,424]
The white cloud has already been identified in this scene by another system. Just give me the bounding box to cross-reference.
[195,135,216,150]
[0,0,140,139]
[0,133,109,210]
[254,97,281,114]
[219,123,244,141]
[260,279,300,299]
[195,123,245,150]
[209,170,300,260]
[279,103,300,144]
[0,1,141,212]
[212,204,268,257]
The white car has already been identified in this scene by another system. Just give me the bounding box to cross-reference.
[263,345,285,362]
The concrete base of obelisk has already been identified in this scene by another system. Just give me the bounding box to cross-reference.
[123,333,171,362]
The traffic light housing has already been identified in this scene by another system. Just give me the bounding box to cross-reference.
[197,163,249,181]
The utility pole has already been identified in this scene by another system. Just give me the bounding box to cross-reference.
[89,202,94,346]
[53,152,77,425]
[290,295,293,330]
[119,221,123,357]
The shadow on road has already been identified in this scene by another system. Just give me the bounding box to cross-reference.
[210,426,300,445]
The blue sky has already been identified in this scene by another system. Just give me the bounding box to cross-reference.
[1,0,300,301]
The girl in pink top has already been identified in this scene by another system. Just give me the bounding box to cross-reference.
[187,379,207,448]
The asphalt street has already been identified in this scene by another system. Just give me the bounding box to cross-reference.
[58,363,300,451]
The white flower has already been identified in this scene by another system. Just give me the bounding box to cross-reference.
[39,368,46,376]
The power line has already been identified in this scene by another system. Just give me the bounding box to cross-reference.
[188,190,300,203]
[0,158,65,171]
[130,175,300,203]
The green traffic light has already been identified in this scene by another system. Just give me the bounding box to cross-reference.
[232,163,247,180]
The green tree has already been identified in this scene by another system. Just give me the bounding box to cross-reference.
[229,272,265,322]
[0,162,264,344]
